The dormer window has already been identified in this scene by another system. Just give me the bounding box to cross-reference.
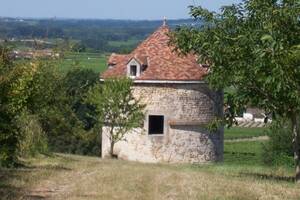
[127,58,141,78]
[108,63,116,69]
[130,65,137,77]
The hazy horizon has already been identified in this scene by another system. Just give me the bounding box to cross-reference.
[0,16,193,21]
[0,0,241,20]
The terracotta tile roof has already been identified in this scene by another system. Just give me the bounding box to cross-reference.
[101,24,208,81]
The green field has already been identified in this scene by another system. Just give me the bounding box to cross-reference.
[58,52,108,73]
[224,140,265,166]
[223,127,268,166]
[224,127,267,140]
[108,39,140,48]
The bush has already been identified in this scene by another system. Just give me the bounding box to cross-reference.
[0,46,36,167]
[32,67,101,156]
[17,111,48,157]
[47,129,101,156]
[263,118,294,167]
[0,48,102,167]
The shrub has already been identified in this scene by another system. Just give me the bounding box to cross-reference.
[17,111,48,157]
[28,65,100,157]
[0,46,36,166]
[263,118,294,167]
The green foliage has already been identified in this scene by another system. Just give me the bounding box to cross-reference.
[45,68,101,156]
[172,0,300,180]
[29,64,100,156]
[0,48,103,167]
[71,42,86,53]
[206,117,224,133]
[86,78,145,157]
[0,46,36,166]
[263,118,294,167]
[16,111,48,157]
[172,0,300,121]
[64,68,99,129]
[27,61,65,114]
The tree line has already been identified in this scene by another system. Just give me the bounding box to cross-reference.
[0,45,101,166]
[0,45,145,166]
[0,18,193,53]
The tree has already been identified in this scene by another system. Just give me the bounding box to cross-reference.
[63,68,99,129]
[86,78,145,158]
[0,46,36,166]
[171,0,300,182]
[71,42,86,53]
[28,64,100,156]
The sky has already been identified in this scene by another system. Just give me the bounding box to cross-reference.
[0,0,241,20]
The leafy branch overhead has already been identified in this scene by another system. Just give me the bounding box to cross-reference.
[171,0,300,182]
[172,0,300,120]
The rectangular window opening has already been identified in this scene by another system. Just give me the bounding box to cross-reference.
[148,115,164,135]
[130,65,137,76]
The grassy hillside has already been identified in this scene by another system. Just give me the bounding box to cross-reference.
[1,129,299,200]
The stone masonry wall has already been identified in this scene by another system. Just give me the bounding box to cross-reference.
[102,83,224,163]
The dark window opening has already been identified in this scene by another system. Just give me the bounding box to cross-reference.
[148,115,164,135]
[130,65,137,76]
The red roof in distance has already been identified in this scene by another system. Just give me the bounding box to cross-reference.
[101,22,208,81]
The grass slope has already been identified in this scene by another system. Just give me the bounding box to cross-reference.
[0,146,298,200]
[1,128,297,200]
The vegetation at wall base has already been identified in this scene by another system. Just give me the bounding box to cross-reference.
[86,78,145,158]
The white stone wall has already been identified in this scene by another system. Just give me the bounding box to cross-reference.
[102,83,224,163]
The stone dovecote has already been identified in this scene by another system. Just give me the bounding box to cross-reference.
[100,21,224,163]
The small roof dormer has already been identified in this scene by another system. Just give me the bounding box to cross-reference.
[127,58,140,78]
[126,55,149,79]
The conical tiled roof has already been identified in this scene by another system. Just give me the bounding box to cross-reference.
[101,24,208,81]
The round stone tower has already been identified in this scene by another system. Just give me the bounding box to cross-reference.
[101,21,223,163]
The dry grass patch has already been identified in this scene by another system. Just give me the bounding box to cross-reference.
[0,154,299,200]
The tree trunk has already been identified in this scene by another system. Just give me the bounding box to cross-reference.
[108,126,117,159]
[291,114,300,183]
[109,141,115,158]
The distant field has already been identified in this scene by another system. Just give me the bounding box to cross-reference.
[108,39,140,47]
[224,127,267,140]
[58,52,108,73]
